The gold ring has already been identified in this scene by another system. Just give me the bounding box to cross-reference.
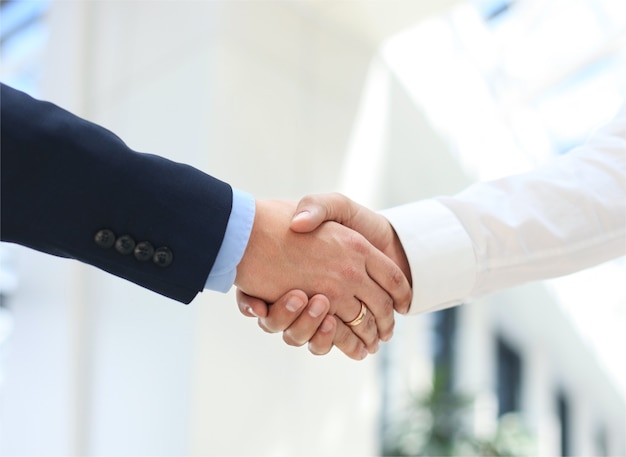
[345,302,367,327]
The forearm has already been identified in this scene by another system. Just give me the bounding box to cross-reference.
[384,111,626,314]
[0,84,232,303]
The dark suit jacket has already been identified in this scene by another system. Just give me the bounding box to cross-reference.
[1,83,232,303]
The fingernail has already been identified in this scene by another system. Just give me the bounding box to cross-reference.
[308,299,326,318]
[369,342,380,354]
[285,297,304,313]
[381,331,393,342]
[292,210,310,223]
[246,306,258,317]
[320,318,334,333]
[358,348,368,360]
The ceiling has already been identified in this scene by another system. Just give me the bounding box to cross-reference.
[288,0,462,45]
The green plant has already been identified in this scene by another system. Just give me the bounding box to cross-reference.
[382,371,534,456]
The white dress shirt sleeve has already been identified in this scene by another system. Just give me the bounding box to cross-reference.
[383,109,626,315]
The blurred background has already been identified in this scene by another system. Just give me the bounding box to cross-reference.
[1,0,625,456]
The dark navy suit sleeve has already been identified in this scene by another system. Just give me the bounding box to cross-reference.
[0,83,233,303]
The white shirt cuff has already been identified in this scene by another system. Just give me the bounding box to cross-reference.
[381,200,477,315]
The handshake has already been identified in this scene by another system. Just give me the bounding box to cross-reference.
[233,193,413,361]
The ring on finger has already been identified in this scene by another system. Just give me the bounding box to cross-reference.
[345,301,367,327]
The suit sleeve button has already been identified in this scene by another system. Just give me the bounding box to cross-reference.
[94,229,116,248]
[153,247,173,267]
[134,241,155,262]
[115,235,136,255]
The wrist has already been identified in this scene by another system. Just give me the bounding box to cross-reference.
[234,199,295,301]
[234,199,265,291]
[389,227,412,287]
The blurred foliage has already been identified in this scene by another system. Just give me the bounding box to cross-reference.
[382,370,535,456]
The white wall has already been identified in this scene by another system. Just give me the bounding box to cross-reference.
[0,2,463,456]
[2,2,624,457]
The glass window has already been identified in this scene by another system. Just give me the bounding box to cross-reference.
[0,0,50,387]
[0,0,50,95]
[382,0,626,180]
[432,307,458,392]
[473,0,516,23]
[557,392,571,456]
[496,337,522,416]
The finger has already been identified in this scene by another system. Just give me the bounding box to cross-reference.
[255,290,308,334]
[332,233,397,343]
[282,294,331,347]
[354,277,395,343]
[307,315,336,356]
[364,246,412,325]
[236,289,270,318]
[290,195,413,314]
[354,281,395,343]
[386,225,413,312]
[290,193,355,233]
[332,316,370,360]
[292,194,389,250]
[334,296,380,354]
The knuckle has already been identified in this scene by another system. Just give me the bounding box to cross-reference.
[334,327,353,347]
[317,282,339,302]
[340,263,361,282]
[387,265,413,310]
[361,320,378,345]
[333,326,349,346]
[345,231,368,254]
[389,265,405,288]
[366,315,378,334]
[299,194,315,207]
[328,192,345,208]
[329,191,343,200]
[334,333,363,359]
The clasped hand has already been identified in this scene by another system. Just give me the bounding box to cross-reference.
[234,194,412,360]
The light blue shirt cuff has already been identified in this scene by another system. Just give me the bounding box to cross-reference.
[204,188,255,293]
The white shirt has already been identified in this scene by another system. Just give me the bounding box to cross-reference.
[383,109,626,315]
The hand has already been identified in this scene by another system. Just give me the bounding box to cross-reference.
[237,289,372,360]
[234,200,411,351]
[291,193,412,306]
[235,195,413,359]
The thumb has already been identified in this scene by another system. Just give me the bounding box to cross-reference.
[290,193,340,233]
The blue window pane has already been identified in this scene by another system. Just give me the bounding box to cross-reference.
[471,0,516,22]
[1,0,49,43]
[0,0,50,95]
